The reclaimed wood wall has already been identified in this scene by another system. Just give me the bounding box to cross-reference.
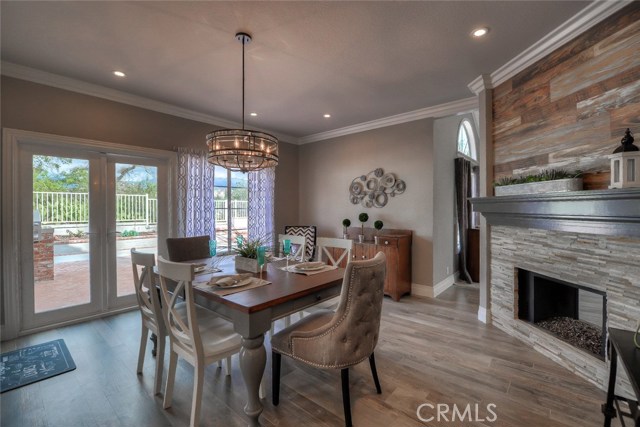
[492,3,640,190]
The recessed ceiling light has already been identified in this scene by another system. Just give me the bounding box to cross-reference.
[323,114,331,118]
[113,70,126,77]
[250,112,258,117]
[471,27,489,38]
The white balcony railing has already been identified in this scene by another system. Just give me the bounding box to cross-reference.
[33,192,247,226]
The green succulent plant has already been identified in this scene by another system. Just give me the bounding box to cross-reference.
[374,220,384,231]
[494,169,582,187]
[358,212,369,235]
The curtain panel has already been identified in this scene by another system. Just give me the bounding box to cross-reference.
[454,157,472,284]
[248,167,275,247]
[176,148,215,239]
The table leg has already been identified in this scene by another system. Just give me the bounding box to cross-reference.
[240,334,266,427]
[603,341,618,427]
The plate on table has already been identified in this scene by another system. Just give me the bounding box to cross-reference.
[210,274,253,288]
[193,263,208,273]
[293,262,326,272]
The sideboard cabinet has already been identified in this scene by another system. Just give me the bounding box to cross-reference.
[331,228,412,301]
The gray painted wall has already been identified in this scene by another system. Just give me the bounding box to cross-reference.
[298,119,434,287]
[432,113,478,286]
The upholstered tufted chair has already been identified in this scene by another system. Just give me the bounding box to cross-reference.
[270,252,386,427]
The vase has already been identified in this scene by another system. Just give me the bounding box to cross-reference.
[374,235,380,245]
[234,256,261,273]
[343,233,349,240]
[358,234,365,243]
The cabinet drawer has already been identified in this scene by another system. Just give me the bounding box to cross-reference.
[377,236,399,247]
[292,286,341,311]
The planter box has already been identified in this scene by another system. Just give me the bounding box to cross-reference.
[235,256,261,273]
[495,178,583,196]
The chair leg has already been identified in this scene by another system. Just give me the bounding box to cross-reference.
[284,315,291,328]
[137,325,149,374]
[190,362,204,427]
[153,333,165,395]
[224,356,232,376]
[163,350,178,409]
[270,323,275,336]
[369,353,382,394]
[272,351,281,406]
[150,333,157,357]
[341,368,352,427]
[217,359,222,368]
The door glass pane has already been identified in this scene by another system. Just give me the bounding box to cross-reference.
[230,171,248,248]
[115,163,158,297]
[32,156,91,312]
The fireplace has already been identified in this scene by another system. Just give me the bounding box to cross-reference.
[516,269,606,358]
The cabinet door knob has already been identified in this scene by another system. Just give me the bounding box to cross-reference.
[385,241,389,245]
[362,255,366,259]
[315,294,322,301]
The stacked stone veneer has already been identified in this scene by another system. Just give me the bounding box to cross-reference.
[490,226,639,397]
[33,228,54,281]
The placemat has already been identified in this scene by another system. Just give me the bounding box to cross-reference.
[194,277,271,296]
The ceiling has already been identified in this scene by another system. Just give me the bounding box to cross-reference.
[1,1,590,140]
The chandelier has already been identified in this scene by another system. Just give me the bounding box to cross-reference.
[206,32,279,172]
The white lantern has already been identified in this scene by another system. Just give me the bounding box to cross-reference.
[609,129,640,189]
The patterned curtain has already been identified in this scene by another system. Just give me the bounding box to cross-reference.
[248,167,275,247]
[176,148,215,239]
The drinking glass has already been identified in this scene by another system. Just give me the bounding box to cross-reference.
[236,235,244,248]
[209,240,217,257]
[283,239,291,270]
[257,246,266,279]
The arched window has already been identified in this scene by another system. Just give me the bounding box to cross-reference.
[457,119,476,160]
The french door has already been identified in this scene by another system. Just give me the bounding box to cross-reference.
[14,135,172,333]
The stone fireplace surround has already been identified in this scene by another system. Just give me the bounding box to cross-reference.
[473,188,640,398]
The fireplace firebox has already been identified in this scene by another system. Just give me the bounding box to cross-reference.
[517,269,607,358]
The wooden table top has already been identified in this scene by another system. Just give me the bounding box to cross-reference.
[188,257,345,314]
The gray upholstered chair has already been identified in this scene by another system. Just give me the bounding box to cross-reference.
[166,236,210,262]
[270,252,386,427]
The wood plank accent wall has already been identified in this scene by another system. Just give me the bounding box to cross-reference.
[492,3,640,190]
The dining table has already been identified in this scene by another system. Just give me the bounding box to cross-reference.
[177,256,345,427]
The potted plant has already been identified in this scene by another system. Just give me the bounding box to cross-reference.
[373,220,384,244]
[358,212,369,243]
[234,235,267,273]
[342,218,351,239]
[494,169,583,196]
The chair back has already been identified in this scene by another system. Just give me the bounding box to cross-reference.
[284,225,316,262]
[316,237,352,267]
[166,236,210,262]
[286,252,386,368]
[156,256,203,360]
[131,249,163,334]
[278,234,306,261]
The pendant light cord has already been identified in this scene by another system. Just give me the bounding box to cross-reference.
[242,37,245,131]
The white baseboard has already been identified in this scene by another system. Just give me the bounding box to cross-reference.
[477,306,491,324]
[411,272,457,298]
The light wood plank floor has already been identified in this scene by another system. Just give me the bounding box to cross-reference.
[1,283,616,427]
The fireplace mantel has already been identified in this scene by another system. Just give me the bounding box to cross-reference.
[471,188,640,238]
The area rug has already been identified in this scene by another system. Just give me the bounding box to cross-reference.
[1,339,76,393]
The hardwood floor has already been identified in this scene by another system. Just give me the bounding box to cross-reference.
[1,284,616,427]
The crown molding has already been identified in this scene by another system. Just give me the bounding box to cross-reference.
[0,61,297,143]
[298,97,478,144]
[467,0,633,93]
[468,74,493,96]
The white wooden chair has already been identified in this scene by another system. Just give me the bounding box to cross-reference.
[157,256,242,427]
[131,249,166,395]
[278,234,307,261]
[316,237,353,267]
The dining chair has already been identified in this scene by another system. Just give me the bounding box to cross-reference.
[131,248,165,395]
[278,234,307,261]
[270,252,387,427]
[156,256,242,427]
[284,225,316,262]
[166,236,210,262]
[299,237,354,314]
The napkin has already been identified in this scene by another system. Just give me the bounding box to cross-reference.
[294,261,325,269]
[209,273,253,288]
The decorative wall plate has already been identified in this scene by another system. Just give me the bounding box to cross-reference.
[349,168,406,208]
